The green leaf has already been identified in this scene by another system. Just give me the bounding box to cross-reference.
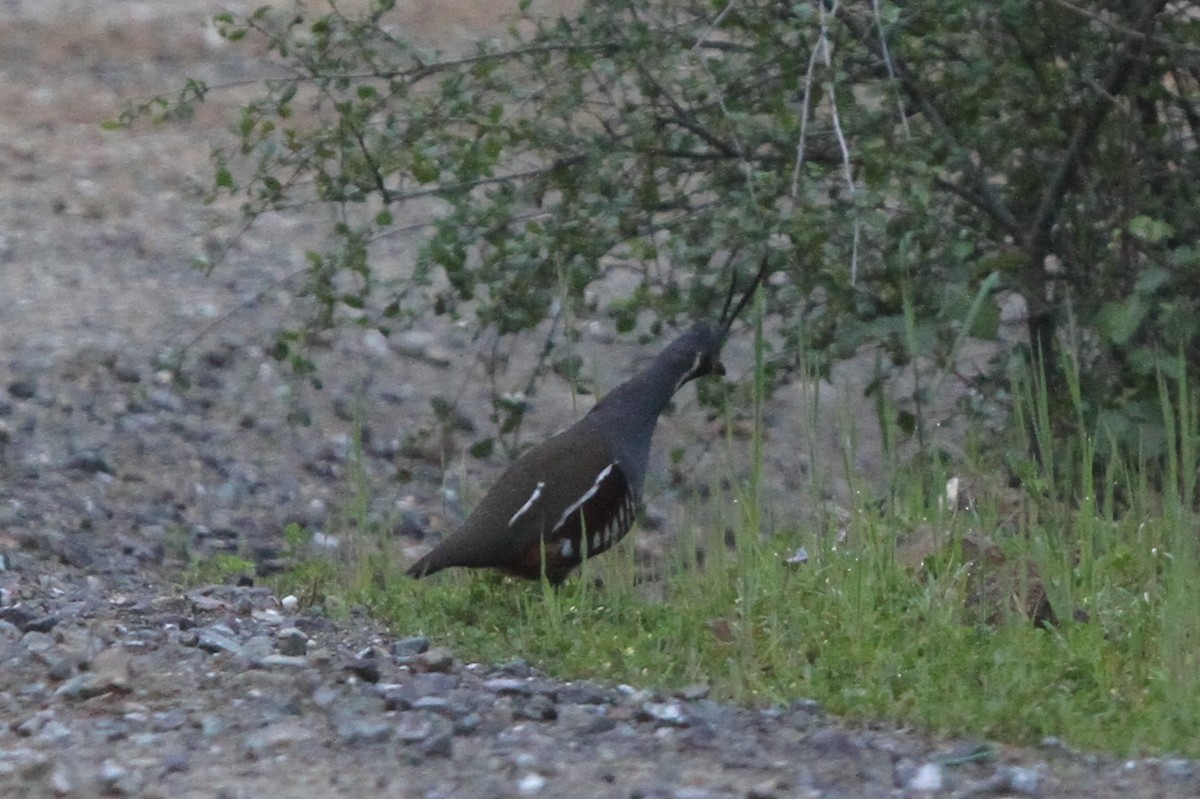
[1169,246,1200,271]
[411,156,440,184]
[1096,296,1148,346]
[967,297,1000,339]
[1133,267,1169,295]
[1127,215,1174,244]
[469,438,495,458]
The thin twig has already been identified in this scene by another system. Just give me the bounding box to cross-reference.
[815,0,860,284]
[789,9,825,202]
[690,0,741,55]
[870,0,910,138]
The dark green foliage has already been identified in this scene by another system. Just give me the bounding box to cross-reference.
[120,0,1199,461]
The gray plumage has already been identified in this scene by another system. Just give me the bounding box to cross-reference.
[406,322,723,585]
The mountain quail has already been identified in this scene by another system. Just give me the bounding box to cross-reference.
[407,259,769,585]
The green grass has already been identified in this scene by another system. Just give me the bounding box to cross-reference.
[272,350,1200,758]
[180,552,257,585]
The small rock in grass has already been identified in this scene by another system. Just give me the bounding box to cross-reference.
[413,647,454,673]
[392,636,429,657]
[637,702,688,727]
[907,762,944,793]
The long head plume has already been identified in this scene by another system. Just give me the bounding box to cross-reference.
[716,253,771,343]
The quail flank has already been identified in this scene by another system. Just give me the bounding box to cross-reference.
[407,258,769,585]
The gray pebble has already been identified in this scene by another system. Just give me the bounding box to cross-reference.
[906,762,944,792]
[241,634,275,662]
[45,656,73,681]
[392,635,429,657]
[38,719,72,744]
[261,654,309,669]
[673,788,720,799]
[377,683,417,710]
[53,673,105,701]
[485,677,532,696]
[21,630,56,653]
[112,361,141,384]
[379,382,416,404]
[675,722,716,749]
[453,712,481,737]
[345,655,381,683]
[809,726,859,756]
[411,695,459,718]
[24,614,60,635]
[419,730,454,759]
[0,619,18,642]
[194,627,244,656]
[49,761,73,794]
[580,710,619,729]
[8,379,36,400]
[161,749,190,774]
[991,765,1043,797]
[65,449,111,474]
[395,712,435,743]
[413,648,455,674]
[150,710,187,733]
[0,748,45,779]
[516,773,546,796]
[311,684,342,709]
[746,780,783,799]
[638,701,688,727]
[335,717,394,745]
[513,695,558,722]
[148,388,183,413]
[311,532,340,550]
[555,681,612,705]
[116,413,159,433]
[243,721,315,759]
[1161,758,1196,781]
[394,331,452,367]
[199,715,226,737]
[97,759,127,792]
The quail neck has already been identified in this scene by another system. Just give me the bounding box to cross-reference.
[584,322,721,491]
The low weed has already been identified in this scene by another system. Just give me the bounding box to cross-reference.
[274,349,1200,757]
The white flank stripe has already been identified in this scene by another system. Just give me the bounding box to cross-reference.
[560,538,574,558]
[508,481,545,528]
[553,463,615,533]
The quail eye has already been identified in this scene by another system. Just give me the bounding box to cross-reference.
[698,352,724,376]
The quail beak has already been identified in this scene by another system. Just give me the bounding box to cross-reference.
[713,359,726,377]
